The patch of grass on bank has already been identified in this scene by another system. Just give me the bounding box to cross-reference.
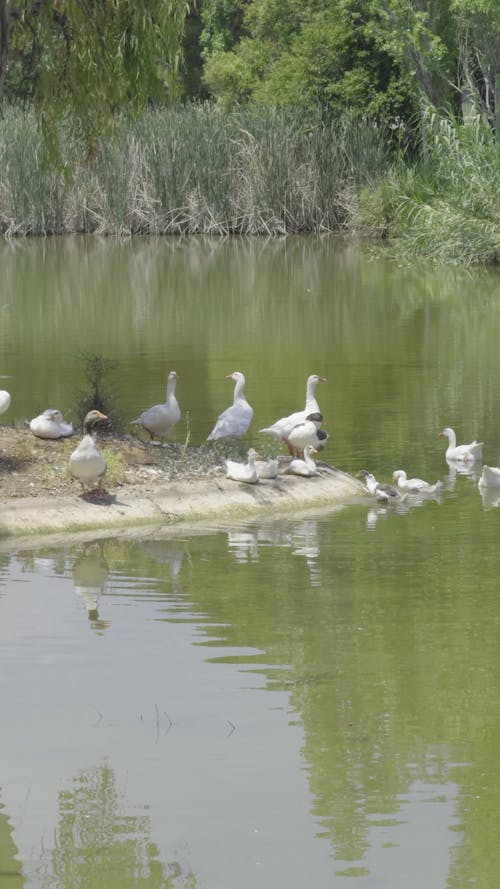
[356,109,500,265]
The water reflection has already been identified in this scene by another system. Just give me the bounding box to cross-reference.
[37,762,196,889]
[72,546,110,632]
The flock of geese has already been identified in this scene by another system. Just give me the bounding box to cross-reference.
[0,372,330,496]
[1,371,498,499]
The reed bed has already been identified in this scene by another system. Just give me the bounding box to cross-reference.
[0,104,389,236]
[361,110,500,265]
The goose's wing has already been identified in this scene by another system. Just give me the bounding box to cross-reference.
[208,403,253,440]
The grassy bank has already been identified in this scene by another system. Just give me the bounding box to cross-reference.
[0,104,389,237]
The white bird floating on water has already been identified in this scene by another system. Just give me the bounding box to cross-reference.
[287,412,329,457]
[286,444,318,478]
[478,465,500,488]
[30,408,74,439]
[225,447,259,484]
[357,469,403,503]
[255,457,280,479]
[259,374,326,454]
[131,370,181,442]
[0,390,11,415]
[69,410,108,496]
[439,427,483,463]
[392,469,443,494]
[207,371,253,441]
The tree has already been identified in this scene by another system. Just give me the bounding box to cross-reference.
[0,1,189,160]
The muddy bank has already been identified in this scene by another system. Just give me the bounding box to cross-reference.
[1,462,364,542]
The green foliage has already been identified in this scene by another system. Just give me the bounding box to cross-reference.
[75,353,123,432]
[4,1,189,162]
[375,108,500,264]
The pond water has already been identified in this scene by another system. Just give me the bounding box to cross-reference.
[1,236,500,888]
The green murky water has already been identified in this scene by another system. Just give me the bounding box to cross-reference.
[1,236,500,887]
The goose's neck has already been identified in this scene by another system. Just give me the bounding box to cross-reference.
[305,379,319,411]
[166,379,177,402]
[446,429,456,448]
[233,376,246,403]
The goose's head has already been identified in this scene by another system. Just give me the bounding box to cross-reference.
[168,371,177,382]
[226,371,245,383]
[439,427,453,439]
[83,410,108,433]
[392,470,406,483]
[308,374,327,385]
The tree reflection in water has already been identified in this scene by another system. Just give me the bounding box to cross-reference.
[37,763,196,889]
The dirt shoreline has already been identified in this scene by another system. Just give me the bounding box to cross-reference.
[1,463,363,542]
[0,426,364,544]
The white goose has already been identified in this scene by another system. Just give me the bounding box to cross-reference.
[69,410,108,495]
[287,412,329,456]
[30,408,74,439]
[478,465,500,488]
[440,427,483,463]
[225,447,259,484]
[207,371,253,440]
[0,390,11,415]
[392,469,443,494]
[131,370,181,442]
[259,374,326,453]
[255,457,280,479]
[287,444,318,478]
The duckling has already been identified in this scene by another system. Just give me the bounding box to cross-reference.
[255,457,280,479]
[287,445,318,478]
[357,469,402,503]
[225,448,259,484]
[69,410,108,496]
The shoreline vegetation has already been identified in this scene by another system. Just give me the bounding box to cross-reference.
[0,104,499,265]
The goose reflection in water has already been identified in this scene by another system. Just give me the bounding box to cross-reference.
[226,519,322,584]
[138,541,185,593]
[445,458,481,491]
[72,545,110,632]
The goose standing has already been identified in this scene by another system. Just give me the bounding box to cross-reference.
[439,427,483,463]
[131,370,181,442]
[0,390,11,415]
[207,371,253,440]
[287,412,329,457]
[225,447,259,484]
[392,469,442,494]
[30,408,74,439]
[357,469,403,503]
[69,410,108,495]
[259,374,326,453]
[286,444,318,478]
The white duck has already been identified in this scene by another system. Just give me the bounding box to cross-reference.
[131,370,181,442]
[357,469,403,503]
[259,374,326,454]
[287,412,329,456]
[225,447,259,484]
[255,457,280,479]
[30,408,74,439]
[0,390,10,415]
[478,465,500,488]
[392,469,443,494]
[69,410,108,495]
[286,444,318,478]
[440,427,483,463]
[207,371,253,440]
